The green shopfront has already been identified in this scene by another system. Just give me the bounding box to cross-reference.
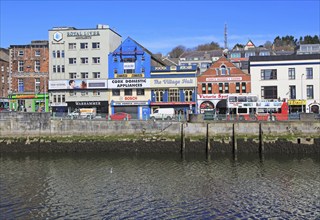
[8,94,49,112]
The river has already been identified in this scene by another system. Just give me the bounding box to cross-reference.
[0,152,319,219]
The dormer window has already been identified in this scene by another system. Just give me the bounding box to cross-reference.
[220,65,227,75]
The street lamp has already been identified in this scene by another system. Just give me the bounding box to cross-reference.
[301,73,304,113]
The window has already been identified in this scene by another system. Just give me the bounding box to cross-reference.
[35,50,40,56]
[18,79,24,92]
[81,72,88,78]
[169,88,179,102]
[245,51,255,58]
[219,83,223,93]
[224,82,229,93]
[61,50,65,58]
[93,90,101,96]
[155,89,164,102]
[113,57,118,62]
[62,95,65,102]
[35,78,40,92]
[112,89,120,96]
[124,68,134,74]
[220,65,227,75]
[80,43,88,49]
[208,83,212,94]
[141,56,145,61]
[114,69,118,74]
[307,85,314,99]
[93,72,100,78]
[141,68,145,73]
[241,82,246,93]
[92,57,100,64]
[69,72,77,79]
[58,95,61,103]
[18,61,24,72]
[69,58,76,64]
[69,43,76,50]
[288,68,295,80]
[57,65,61,73]
[289,85,296,99]
[306,68,313,79]
[57,50,60,58]
[261,69,277,80]
[261,86,277,99]
[18,50,24,56]
[236,82,240,93]
[53,65,56,73]
[202,83,206,94]
[92,42,100,49]
[61,65,65,73]
[81,57,88,64]
[35,60,40,72]
[81,91,88,96]
[184,90,193,102]
[137,89,144,96]
[52,50,56,58]
[124,89,132,96]
[53,95,57,103]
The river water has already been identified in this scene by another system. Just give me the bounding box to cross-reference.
[0,152,319,219]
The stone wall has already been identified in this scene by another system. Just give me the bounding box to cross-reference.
[0,112,319,154]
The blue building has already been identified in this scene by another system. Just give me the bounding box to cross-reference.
[150,65,198,117]
[108,37,166,119]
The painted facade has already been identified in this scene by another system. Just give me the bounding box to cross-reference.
[48,24,122,116]
[108,37,166,120]
[249,54,320,114]
[150,65,197,116]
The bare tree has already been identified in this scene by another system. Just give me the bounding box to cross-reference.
[168,45,186,58]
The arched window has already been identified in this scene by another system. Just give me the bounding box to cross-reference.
[220,65,227,75]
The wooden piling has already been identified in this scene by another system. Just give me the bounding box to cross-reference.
[233,123,237,156]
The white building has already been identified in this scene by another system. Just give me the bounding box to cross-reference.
[249,54,320,113]
[48,24,122,115]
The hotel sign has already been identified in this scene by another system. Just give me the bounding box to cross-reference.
[67,31,100,37]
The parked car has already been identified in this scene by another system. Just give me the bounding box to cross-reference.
[108,112,131,121]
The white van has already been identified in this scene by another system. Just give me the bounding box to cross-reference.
[68,108,97,119]
[150,108,175,120]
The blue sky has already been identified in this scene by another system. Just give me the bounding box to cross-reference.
[1,0,319,55]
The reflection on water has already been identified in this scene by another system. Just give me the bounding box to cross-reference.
[0,152,320,219]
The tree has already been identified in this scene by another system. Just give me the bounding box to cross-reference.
[168,45,186,58]
[264,41,272,49]
[195,41,222,51]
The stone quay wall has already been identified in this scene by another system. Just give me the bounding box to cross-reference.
[0,112,319,154]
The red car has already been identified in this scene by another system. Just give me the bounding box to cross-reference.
[108,112,132,121]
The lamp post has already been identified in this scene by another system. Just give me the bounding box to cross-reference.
[301,73,304,113]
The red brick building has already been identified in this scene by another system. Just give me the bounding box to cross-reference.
[9,41,49,112]
[197,56,251,113]
[0,48,10,98]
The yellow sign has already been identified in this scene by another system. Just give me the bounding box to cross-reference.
[115,73,144,78]
[288,100,306,105]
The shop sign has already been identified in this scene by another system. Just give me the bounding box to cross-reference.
[288,100,306,105]
[75,101,101,106]
[206,77,242,82]
[150,78,195,87]
[198,94,228,99]
[108,79,150,88]
[123,63,135,69]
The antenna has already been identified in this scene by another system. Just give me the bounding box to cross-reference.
[224,23,228,49]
